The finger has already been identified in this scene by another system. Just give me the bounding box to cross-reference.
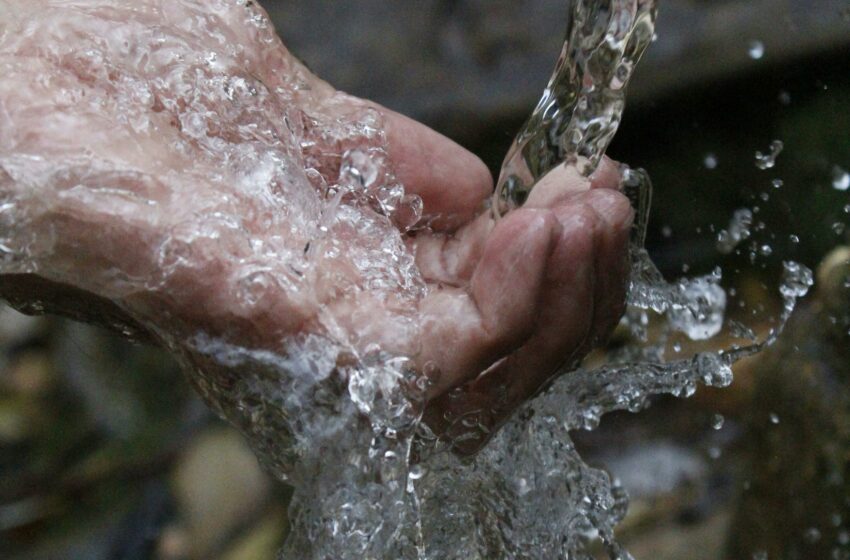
[590,156,624,191]
[411,157,625,287]
[523,156,623,209]
[426,202,597,452]
[476,190,633,421]
[428,190,633,454]
[582,189,634,346]
[487,189,633,401]
[410,211,493,287]
[381,108,493,230]
[305,94,493,231]
[414,208,560,397]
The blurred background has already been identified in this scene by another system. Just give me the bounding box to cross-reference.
[1,1,849,558]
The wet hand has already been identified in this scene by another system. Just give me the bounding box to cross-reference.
[0,0,633,454]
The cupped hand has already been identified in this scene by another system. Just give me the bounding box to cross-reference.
[0,0,633,453]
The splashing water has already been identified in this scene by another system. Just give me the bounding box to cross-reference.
[0,2,815,559]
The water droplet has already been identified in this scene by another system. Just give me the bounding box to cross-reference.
[711,414,725,430]
[789,234,800,244]
[717,208,753,254]
[760,244,773,257]
[833,222,846,236]
[695,352,734,388]
[748,41,765,60]
[704,153,718,169]
[778,90,791,105]
[803,527,822,544]
[708,446,722,460]
[661,225,673,238]
[755,140,784,170]
[772,179,784,189]
[832,166,850,191]
[780,261,814,299]
[340,149,380,189]
[752,550,768,560]
[769,413,780,424]
[669,278,727,341]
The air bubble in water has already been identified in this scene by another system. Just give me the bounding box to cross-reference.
[755,140,784,170]
[340,149,380,189]
[408,464,425,482]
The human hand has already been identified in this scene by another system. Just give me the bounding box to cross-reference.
[0,0,632,454]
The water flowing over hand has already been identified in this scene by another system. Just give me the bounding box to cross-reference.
[0,0,633,459]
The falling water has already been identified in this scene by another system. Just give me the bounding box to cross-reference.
[493,0,657,216]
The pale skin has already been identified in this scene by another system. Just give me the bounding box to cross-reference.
[0,1,633,454]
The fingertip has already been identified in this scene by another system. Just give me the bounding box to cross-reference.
[589,156,625,191]
[523,164,589,209]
